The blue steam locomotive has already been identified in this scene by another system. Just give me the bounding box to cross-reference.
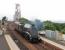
[15,23,41,43]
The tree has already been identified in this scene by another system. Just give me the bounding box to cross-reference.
[43,21,65,34]
[61,28,65,34]
[54,23,61,31]
[44,21,56,31]
[19,17,31,25]
[2,16,7,25]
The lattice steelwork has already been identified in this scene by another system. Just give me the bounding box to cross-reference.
[14,4,21,22]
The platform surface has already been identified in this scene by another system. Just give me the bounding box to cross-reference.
[0,35,10,50]
[40,36,65,50]
[4,34,20,50]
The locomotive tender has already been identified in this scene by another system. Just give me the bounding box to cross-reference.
[15,22,41,43]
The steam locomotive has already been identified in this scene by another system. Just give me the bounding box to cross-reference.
[15,22,41,43]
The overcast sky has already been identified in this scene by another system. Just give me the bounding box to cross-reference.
[0,0,65,22]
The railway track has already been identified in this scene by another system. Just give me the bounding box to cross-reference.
[7,22,46,50]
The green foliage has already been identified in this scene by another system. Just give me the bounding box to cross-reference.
[19,17,31,25]
[2,16,7,21]
[44,21,65,34]
[61,28,65,34]
[44,21,56,31]
[2,16,7,25]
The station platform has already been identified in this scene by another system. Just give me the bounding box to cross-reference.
[40,36,65,50]
[0,35,10,50]
[4,34,20,50]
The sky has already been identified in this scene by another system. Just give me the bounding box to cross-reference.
[0,0,65,22]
